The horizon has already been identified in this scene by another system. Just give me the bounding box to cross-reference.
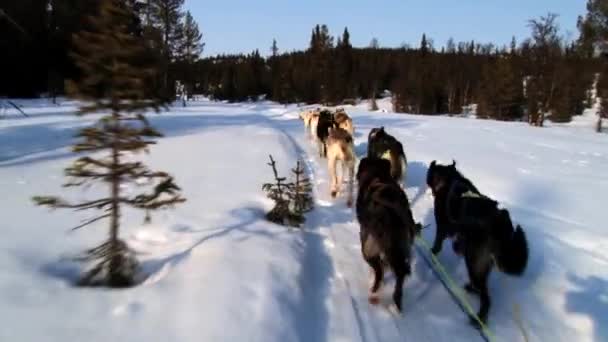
[186,0,587,57]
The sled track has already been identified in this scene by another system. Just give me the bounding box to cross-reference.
[263,110,484,342]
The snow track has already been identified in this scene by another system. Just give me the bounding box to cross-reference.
[1,99,606,341]
[266,109,483,342]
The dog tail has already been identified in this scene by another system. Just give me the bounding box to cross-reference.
[495,210,529,276]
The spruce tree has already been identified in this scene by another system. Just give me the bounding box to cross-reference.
[577,0,608,130]
[577,0,608,58]
[150,0,185,98]
[526,13,563,126]
[271,38,279,57]
[33,0,185,287]
[176,10,204,103]
[477,55,524,120]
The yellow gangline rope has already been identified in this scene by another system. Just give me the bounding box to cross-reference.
[416,235,497,342]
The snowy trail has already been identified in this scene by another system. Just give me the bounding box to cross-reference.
[265,109,484,342]
[1,99,606,341]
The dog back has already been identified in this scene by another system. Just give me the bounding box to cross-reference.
[317,111,335,142]
[327,128,355,161]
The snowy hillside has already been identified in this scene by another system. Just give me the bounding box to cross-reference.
[0,99,606,341]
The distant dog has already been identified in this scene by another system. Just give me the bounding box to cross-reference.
[367,127,407,187]
[300,108,320,141]
[316,110,336,157]
[426,160,529,326]
[356,157,420,312]
[334,108,354,136]
[326,127,356,206]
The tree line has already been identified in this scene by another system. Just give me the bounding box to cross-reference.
[1,0,203,101]
[199,14,603,125]
[2,0,608,127]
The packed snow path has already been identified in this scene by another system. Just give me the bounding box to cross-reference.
[0,99,606,341]
[266,111,483,342]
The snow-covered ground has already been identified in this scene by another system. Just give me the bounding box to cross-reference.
[0,98,606,341]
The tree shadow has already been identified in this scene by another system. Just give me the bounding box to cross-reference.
[565,273,608,341]
[406,160,430,206]
[138,206,266,282]
[290,218,334,342]
[0,112,266,168]
[40,206,267,286]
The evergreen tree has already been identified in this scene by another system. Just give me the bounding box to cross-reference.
[420,33,429,56]
[271,38,279,57]
[526,13,563,126]
[477,55,524,120]
[150,0,185,98]
[370,37,380,49]
[577,0,608,58]
[263,156,313,227]
[577,0,608,130]
[176,10,204,102]
[33,0,185,287]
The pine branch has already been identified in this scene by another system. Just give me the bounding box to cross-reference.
[32,196,113,211]
[71,214,112,231]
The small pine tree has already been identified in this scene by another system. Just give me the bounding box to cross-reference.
[289,161,313,222]
[176,10,204,104]
[262,156,313,227]
[263,155,293,226]
[32,0,185,287]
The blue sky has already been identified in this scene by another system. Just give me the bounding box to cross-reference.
[185,0,587,56]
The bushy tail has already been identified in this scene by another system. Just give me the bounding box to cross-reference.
[495,210,529,276]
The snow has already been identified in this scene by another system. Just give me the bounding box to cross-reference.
[0,98,606,341]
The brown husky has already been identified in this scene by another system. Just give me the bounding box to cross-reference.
[326,127,356,207]
[334,109,354,136]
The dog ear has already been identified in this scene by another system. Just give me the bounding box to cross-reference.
[427,161,436,186]
[451,159,457,168]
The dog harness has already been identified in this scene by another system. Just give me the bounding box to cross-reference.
[445,180,493,229]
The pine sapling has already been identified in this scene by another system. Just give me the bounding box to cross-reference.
[288,160,314,226]
[262,155,293,226]
[32,0,185,287]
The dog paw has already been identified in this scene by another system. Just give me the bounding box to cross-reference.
[368,294,380,305]
[464,283,479,294]
[388,303,403,316]
[469,315,487,329]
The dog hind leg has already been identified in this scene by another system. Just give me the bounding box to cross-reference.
[388,248,410,313]
[465,245,493,326]
[346,158,354,207]
[366,256,384,299]
[328,152,339,198]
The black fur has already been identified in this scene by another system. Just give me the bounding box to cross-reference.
[356,157,417,312]
[367,127,406,182]
[316,110,336,157]
[426,160,529,325]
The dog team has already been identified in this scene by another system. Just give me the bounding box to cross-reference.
[299,107,529,327]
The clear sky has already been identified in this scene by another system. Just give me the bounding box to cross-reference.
[185,0,587,56]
